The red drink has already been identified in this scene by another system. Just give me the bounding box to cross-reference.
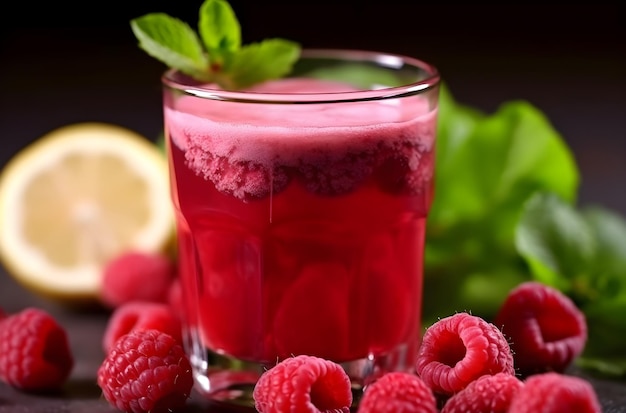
[162,51,439,402]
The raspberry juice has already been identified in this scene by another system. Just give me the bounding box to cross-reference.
[162,50,440,402]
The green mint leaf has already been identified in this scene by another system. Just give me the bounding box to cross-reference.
[515,193,626,377]
[515,192,595,295]
[423,89,579,319]
[584,206,626,282]
[583,297,626,357]
[131,13,210,81]
[429,99,579,232]
[131,0,301,89]
[435,85,483,178]
[577,355,626,378]
[516,193,626,301]
[426,86,484,230]
[427,87,626,376]
[423,90,580,322]
[222,38,301,89]
[198,0,241,60]
[578,294,626,378]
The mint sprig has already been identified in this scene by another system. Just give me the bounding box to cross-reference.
[130,0,301,89]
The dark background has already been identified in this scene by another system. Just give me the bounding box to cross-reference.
[1,2,625,215]
[0,2,625,411]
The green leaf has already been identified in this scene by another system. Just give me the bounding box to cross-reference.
[515,192,595,295]
[130,13,209,80]
[423,90,580,322]
[576,357,626,378]
[514,193,626,377]
[131,1,301,89]
[493,102,579,203]
[223,39,301,89]
[198,0,241,59]
[578,297,626,378]
[429,99,579,232]
[434,85,483,186]
[584,206,626,282]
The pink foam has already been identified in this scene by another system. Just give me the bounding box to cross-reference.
[164,78,437,199]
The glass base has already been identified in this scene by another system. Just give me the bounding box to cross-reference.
[187,330,415,410]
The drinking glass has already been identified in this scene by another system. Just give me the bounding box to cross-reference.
[162,49,440,407]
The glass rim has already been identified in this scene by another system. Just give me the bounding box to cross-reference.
[162,48,440,105]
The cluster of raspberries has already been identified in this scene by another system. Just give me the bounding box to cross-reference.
[253,281,599,413]
[0,251,193,413]
[0,251,603,413]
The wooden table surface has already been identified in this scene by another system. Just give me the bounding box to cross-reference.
[1,3,625,412]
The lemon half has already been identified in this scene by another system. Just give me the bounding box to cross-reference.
[0,123,174,303]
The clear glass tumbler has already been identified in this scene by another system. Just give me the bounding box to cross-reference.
[162,49,440,407]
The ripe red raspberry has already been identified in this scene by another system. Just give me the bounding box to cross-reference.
[494,281,587,376]
[102,301,182,354]
[508,372,601,413]
[415,312,514,396]
[253,355,352,413]
[0,308,73,391]
[359,372,437,413]
[441,372,524,413]
[100,251,176,308]
[97,329,193,413]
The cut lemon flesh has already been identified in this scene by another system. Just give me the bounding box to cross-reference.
[0,123,174,302]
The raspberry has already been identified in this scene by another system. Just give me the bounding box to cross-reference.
[97,329,193,413]
[494,281,587,376]
[102,301,182,354]
[415,312,515,396]
[359,372,437,413]
[253,355,352,413]
[0,308,73,391]
[100,251,176,309]
[508,372,601,413]
[441,372,524,413]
